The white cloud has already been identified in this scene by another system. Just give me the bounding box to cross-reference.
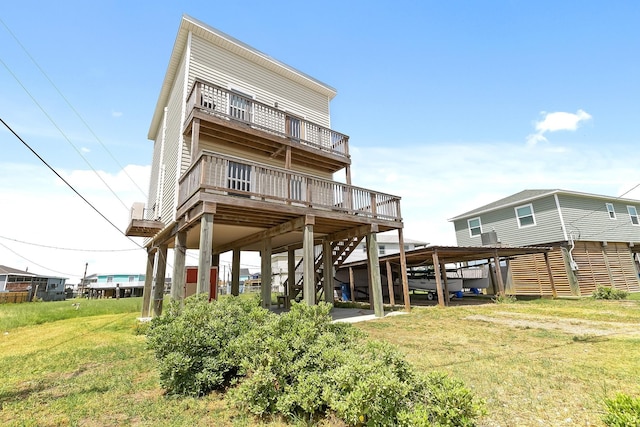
[0,164,151,283]
[527,109,592,146]
[348,140,640,247]
[111,111,123,118]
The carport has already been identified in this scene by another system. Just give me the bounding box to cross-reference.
[337,245,554,308]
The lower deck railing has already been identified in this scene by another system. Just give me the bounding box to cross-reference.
[178,151,402,222]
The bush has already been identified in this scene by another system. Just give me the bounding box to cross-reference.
[603,393,640,426]
[148,297,484,425]
[592,286,629,300]
[146,294,271,396]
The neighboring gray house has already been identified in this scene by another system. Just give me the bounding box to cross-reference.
[449,189,640,296]
[0,265,67,301]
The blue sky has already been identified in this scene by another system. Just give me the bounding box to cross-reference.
[1,1,639,281]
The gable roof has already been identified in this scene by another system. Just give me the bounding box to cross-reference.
[0,265,34,276]
[449,189,640,221]
[148,14,337,140]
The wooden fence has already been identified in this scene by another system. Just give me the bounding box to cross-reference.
[0,292,30,304]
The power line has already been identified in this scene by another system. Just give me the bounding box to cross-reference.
[0,241,77,277]
[0,117,143,249]
[0,235,139,252]
[0,17,148,200]
[0,56,130,212]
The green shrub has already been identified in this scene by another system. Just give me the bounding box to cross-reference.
[603,393,640,426]
[148,297,484,425]
[592,286,629,300]
[146,294,270,396]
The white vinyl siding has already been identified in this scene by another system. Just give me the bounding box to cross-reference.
[606,203,616,219]
[188,35,330,128]
[157,54,187,224]
[468,217,482,237]
[515,204,536,228]
[627,206,639,226]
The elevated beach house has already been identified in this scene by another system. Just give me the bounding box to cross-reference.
[126,15,408,317]
[449,189,640,296]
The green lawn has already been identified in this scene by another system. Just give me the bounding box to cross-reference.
[1,295,639,426]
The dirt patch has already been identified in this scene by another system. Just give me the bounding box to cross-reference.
[465,312,640,337]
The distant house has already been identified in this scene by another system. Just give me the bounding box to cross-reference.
[87,273,147,298]
[343,233,428,264]
[0,265,67,301]
[449,189,640,296]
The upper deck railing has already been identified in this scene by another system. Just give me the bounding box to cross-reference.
[178,151,401,222]
[185,79,349,158]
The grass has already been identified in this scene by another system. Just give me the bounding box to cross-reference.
[1,295,640,426]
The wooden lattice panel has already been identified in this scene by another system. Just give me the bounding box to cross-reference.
[571,242,640,295]
[508,249,573,296]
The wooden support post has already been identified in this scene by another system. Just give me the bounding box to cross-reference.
[287,247,296,308]
[190,118,200,163]
[398,228,410,311]
[366,233,384,318]
[485,258,496,295]
[323,239,334,303]
[385,260,395,306]
[441,261,451,306]
[349,266,356,302]
[261,239,272,309]
[231,249,240,296]
[171,231,187,301]
[153,244,168,316]
[197,213,214,296]
[432,250,445,307]
[494,250,505,295]
[302,216,315,306]
[544,251,557,298]
[141,249,155,318]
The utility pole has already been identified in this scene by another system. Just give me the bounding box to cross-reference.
[82,262,88,297]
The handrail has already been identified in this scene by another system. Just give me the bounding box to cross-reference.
[178,150,401,222]
[185,79,349,158]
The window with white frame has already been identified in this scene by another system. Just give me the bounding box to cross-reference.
[468,217,482,237]
[228,89,253,122]
[227,162,252,193]
[606,203,616,219]
[515,204,536,228]
[627,206,639,225]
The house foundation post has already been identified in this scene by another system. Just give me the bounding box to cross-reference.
[153,243,168,316]
[261,238,272,309]
[366,232,384,318]
[197,213,214,296]
[141,249,155,318]
[231,248,240,296]
[171,231,187,302]
[302,216,315,306]
[287,247,295,308]
[323,239,334,303]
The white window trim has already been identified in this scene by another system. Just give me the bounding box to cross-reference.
[467,217,482,237]
[627,206,639,226]
[606,203,616,220]
[515,203,536,228]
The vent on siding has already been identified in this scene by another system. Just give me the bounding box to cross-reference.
[481,231,499,246]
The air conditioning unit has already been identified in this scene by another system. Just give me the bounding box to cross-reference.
[481,231,499,246]
[130,202,145,220]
